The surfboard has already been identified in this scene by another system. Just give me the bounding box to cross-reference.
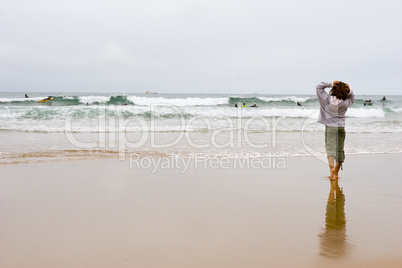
[38,97,54,103]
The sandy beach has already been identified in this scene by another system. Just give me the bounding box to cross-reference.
[1,154,401,267]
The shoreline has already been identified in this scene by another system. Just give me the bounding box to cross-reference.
[1,148,402,165]
[1,154,401,267]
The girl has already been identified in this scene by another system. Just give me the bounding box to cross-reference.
[316,81,354,180]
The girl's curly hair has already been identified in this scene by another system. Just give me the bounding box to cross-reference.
[330,81,350,100]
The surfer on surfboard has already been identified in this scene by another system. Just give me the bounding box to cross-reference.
[38,96,54,103]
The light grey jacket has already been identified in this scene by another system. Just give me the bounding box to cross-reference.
[316,82,354,127]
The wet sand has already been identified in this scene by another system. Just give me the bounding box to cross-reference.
[0,154,401,267]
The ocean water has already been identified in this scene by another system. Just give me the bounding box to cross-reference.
[1,92,401,164]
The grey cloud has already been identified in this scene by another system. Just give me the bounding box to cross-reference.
[1,0,401,94]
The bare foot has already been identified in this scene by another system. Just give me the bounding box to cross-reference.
[330,168,338,181]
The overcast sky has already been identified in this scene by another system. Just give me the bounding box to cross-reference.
[1,0,401,94]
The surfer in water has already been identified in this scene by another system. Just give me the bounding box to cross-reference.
[364,100,372,106]
[25,94,29,98]
[316,81,354,180]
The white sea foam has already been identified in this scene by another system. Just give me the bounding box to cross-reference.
[78,96,111,104]
[0,97,44,102]
[62,96,75,100]
[127,96,229,107]
[179,107,317,118]
[348,108,385,118]
[258,96,310,103]
[1,118,401,133]
[65,105,317,119]
[390,107,402,113]
[0,105,394,130]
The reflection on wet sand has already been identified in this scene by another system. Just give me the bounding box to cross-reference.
[319,180,348,258]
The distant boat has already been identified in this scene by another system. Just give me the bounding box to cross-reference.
[145,91,157,94]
